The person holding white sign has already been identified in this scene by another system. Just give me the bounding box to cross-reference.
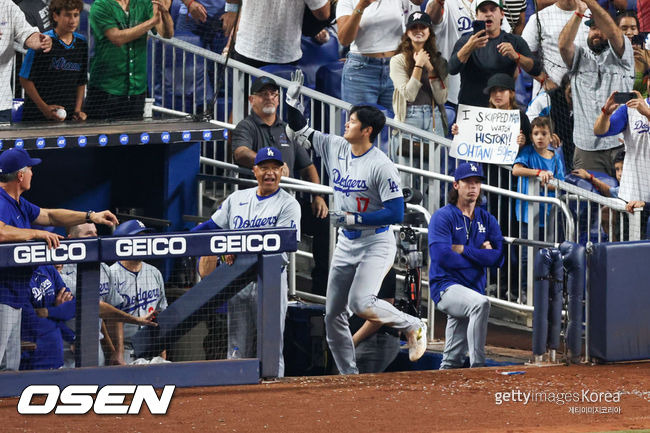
[451,73,529,150]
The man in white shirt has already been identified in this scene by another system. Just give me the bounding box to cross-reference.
[229,0,330,67]
[522,0,589,96]
[559,0,634,176]
[0,0,52,122]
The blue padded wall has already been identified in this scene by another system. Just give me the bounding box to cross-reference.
[589,241,650,362]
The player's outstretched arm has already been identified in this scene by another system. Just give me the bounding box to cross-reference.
[329,197,404,228]
[34,208,118,228]
[191,219,220,232]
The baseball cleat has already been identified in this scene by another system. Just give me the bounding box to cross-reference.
[408,322,427,362]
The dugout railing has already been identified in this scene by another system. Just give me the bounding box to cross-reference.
[196,156,579,342]
[0,228,296,398]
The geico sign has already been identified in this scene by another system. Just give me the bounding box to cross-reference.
[116,237,186,257]
[210,233,281,253]
[14,243,86,264]
[17,384,175,415]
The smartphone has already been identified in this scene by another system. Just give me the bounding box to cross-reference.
[631,32,647,47]
[613,92,636,103]
[472,20,486,34]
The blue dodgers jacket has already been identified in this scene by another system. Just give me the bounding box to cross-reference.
[21,265,75,369]
[428,204,504,303]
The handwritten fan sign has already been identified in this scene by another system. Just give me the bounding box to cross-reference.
[451,104,520,165]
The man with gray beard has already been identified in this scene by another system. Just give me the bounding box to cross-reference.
[559,0,634,177]
[231,75,330,296]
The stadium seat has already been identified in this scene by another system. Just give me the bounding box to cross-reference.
[154,32,215,113]
[170,0,182,23]
[515,70,533,109]
[316,61,343,100]
[297,35,340,85]
[11,98,23,123]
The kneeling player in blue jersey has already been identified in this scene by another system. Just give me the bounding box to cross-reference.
[192,147,301,377]
[284,75,427,375]
[428,162,504,369]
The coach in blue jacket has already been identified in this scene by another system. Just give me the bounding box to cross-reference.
[428,162,504,369]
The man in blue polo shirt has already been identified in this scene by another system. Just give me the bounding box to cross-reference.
[0,148,118,370]
[428,162,504,369]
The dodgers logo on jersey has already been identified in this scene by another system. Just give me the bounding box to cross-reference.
[99,281,110,298]
[387,178,399,193]
[332,169,368,196]
[232,215,279,229]
[458,16,472,33]
[31,278,53,303]
[478,221,486,233]
[633,119,650,134]
[120,287,163,314]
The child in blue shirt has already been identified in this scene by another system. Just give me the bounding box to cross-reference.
[512,116,566,228]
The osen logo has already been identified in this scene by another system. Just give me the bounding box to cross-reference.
[14,243,87,264]
[17,384,175,415]
[210,233,281,253]
[116,237,187,257]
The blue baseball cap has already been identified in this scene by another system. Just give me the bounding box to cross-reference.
[254,147,283,165]
[0,148,41,174]
[113,219,154,236]
[454,162,485,181]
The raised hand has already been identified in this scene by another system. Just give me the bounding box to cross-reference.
[286,69,305,112]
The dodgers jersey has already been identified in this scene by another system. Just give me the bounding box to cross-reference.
[311,131,403,216]
[60,262,119,339]
[428,204,504,303]
[601,100,650,203]
[210,187,301,244]
[109,262,167,340]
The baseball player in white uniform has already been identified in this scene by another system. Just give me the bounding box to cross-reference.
[285,79,427,375]
[192,147,301,377]
[59,222,157,367]
[107,219,168,364]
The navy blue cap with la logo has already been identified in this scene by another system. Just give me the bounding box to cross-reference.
[254,147,284,165]
[454,162,485,181]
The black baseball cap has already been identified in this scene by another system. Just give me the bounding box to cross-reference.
[251,76,280,94]
[483,73,515,95]
[406,11,433,29]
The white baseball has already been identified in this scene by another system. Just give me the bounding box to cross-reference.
[56,108,66,120]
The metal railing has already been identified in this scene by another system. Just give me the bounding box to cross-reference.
[143,34,612,317]
[7,25,639,331]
